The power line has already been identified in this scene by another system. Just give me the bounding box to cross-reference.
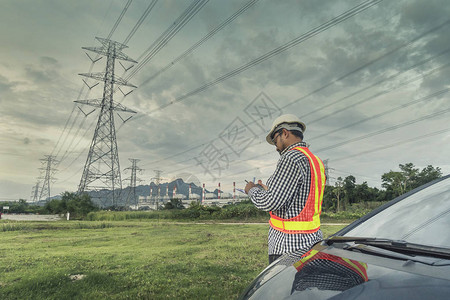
[135,0,417,169]
[308,62,450,127]
[50,0,135,162]
[123,8,450,169]
[139,0,261,87]
[310,87,450,142]
[315,107,450,153]
[29,0,136,202]
[51,104,80,158]
[57,112,90,163]
[52,2,448,192]
[161,85,450,181]
[298,47,450,125]
[55,3,449,180]
[330,127,450,163]
[115,2,448,188]
[218,126,450,182]
[146,0,383,113]
[332,169,379,182]
[107,0,133,40]
[140,41,450,169]
[123,0,158,45]
[124,0,209,81]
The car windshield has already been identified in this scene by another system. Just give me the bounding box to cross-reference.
[343,177,450,248]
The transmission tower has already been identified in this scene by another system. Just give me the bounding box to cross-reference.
[38,155,58,202]
[75,37,137,207]
[322,159,334,186]
[124,158,144,209]
[30,181,40,203]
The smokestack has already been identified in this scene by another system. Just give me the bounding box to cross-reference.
[233,182,236,200]
[218,182,221,199]
[202,183,205,203]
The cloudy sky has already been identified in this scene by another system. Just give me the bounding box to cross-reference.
[1,0,449,201]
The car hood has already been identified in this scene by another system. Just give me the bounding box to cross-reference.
[239,241,450,300]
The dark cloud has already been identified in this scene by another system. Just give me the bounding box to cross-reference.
[0,74,17,95]
[399,0,450,28]
[2,0,450,199]
[24,65,53,84]
[23,56,62,85]
[40,56,59,66]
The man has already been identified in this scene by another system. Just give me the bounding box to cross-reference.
[245,114,326,264]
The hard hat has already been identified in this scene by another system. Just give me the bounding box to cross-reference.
[266,114,306,145]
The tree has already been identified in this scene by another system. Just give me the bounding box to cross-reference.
[381,163,442,199]
[8,199,28,213]
[381,170,404,199]
[415,165,442,188]
[44,192,98,219]
[399,163,419,191]
[343,175,356,204]
[65,192,98,218]
[164,198,184,210]
[322,185,335,211]
[354,182,371,202]
[44,198,67,214]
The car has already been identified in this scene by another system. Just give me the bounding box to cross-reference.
[239,174,450,299]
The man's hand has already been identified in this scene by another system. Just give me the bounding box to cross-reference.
[245,180,268,194]
[257,180,268,190]
[244,181,256,194]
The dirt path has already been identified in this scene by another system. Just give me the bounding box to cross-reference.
[1,214,63,221]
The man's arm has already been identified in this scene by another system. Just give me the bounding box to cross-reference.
[248,155,302,211]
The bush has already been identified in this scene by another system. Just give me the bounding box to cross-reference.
[216,204,268,219]
[43,192,98,219]
[0,200,43,214]
[86,201,269,221]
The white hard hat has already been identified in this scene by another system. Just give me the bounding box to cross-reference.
[266,114,306,145]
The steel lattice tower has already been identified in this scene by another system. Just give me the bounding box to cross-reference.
[30,181,40,203]
[124,158,143,209]
[76,37,137,207]
[38,155,58,202]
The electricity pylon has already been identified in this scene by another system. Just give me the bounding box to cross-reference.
[30,181,40,203]
[123,158,144,209]
[38,155,58,202]
[322,159,334,186]
[76,37,137,207]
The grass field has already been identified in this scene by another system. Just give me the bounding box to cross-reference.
[0,220,346,299]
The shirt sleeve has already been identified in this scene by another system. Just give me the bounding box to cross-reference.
[249,154,302,211]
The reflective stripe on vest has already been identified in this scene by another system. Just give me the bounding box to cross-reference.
[269,147,326,234]
[293,250,368,282]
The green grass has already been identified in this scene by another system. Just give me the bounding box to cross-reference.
[86,209,361,224]
[0,220,346,299]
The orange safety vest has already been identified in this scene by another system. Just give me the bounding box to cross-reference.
[293,249,368,282]
[269,146,326,234]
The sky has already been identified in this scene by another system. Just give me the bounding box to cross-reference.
[1,0,449,201]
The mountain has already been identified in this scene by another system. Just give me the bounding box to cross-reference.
[86,178,208,208]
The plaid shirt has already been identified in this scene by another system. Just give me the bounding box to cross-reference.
[249,142,323,255]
